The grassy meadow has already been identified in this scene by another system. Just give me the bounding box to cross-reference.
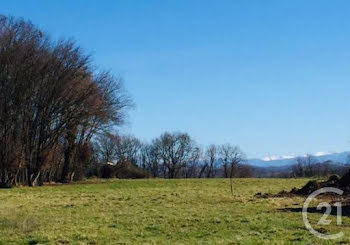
[0,178,349,244]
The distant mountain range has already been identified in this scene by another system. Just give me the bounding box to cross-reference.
[248,151,350,167]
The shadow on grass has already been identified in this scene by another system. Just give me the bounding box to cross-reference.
[280,205,350,217]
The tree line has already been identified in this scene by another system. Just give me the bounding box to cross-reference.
[92,132,251,180]
[2,15,343,187]
[290,155,350,178]
[258,155,350,178]
[0,16,251,187]
[0,16,131,187]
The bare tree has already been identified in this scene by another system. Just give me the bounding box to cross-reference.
[153,132,198,178]
[291,154,316,178]
[304,154,316,177]
[220,144,235,178]
[219,144,245,194]
[292,157,305,177]
[95,134,119,164]
[139,143,160,177]
[114,135,141,165]
[205,145,217,178]
[184,146,201,178]
[0,16,131,186]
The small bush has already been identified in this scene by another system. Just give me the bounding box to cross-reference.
[100,161,150,179]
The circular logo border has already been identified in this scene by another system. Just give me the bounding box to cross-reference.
[302,187,344,240]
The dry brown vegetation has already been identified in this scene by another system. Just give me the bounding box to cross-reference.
[0,16,131,187]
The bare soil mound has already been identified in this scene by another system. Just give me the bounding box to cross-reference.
[255,172,350,198]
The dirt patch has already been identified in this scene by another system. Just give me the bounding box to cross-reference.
[255,173,350,198]
[254,190,296,198]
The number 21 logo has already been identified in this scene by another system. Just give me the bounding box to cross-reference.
[302,187,344,240]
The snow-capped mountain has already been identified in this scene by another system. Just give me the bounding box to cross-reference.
[248,151,350,167]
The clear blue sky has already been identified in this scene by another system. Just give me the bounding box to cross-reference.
[3,0,350,158]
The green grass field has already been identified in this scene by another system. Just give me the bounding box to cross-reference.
[0,178,349,244]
